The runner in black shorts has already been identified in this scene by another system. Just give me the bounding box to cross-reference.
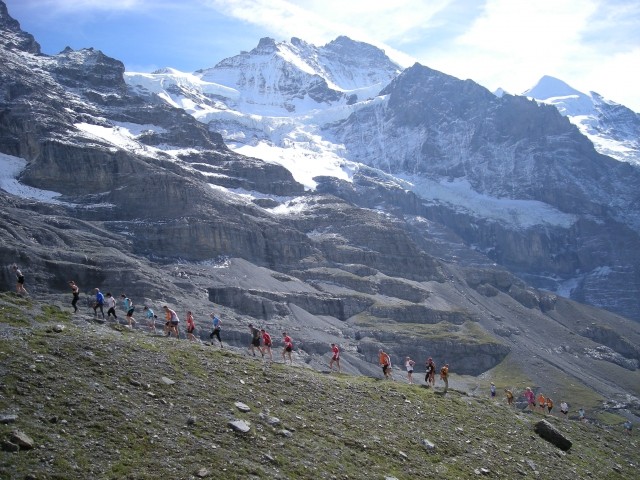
[248,324,261,356]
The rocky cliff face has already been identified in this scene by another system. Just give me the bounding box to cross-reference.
[0,1,39,54]
[124,36,640,323]
[328,64,640,322]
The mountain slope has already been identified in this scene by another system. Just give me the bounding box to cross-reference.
[328,64,640,322]
[124,38,640,324]
[1,0,639,432]
[2,294,638,480]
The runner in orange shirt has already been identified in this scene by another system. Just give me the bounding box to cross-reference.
[379,349,392,379]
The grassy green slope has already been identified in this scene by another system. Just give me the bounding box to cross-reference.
[0,293,638,479]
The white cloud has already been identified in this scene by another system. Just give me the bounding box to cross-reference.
[202,0,450,65]
[424,0,597,86]
[411,0,640,111]
[578,47,640,108]
[204,0,451,43]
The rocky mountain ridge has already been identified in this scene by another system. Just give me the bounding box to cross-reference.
[124,32,640,324]
[0,0,639,427]
[523,75,640,167]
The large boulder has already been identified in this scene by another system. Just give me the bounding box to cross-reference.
[534,420,572,451]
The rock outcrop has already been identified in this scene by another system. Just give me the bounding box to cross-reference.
[534,420,572,451]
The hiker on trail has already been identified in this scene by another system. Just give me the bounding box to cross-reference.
[505,389,514,406]
[143,306,156,333]
[578,408,586,422]
[490,382,496,398]
[248,324,261,356]
[330,343,341,373]
[210,312,223,348]
[259,329,272,359]
[379,349,392,379]
[537,393,546,413]
[12,264,28,296]
[282,332,294,364]
[560,401,569,417]
[546,397,554,414]
[440,363,449,392]
[163,306,179,337]
[69,281,79,313]
[185,311,197,341]
[93,288,105,319]
[405,356,415,384]
[425,357,436,387]
[120,294,135,328]
[623,420,632,435]
[524,387,535,409]
[105,293,117,322]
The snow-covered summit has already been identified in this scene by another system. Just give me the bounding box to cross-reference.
[524,75,640,165]
[523,75,597,116]
[124,36,402,189]
[524,75,584,100]
[192,36,400,115]
[318,36,402,92]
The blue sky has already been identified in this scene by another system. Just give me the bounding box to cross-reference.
[5,0,640,111]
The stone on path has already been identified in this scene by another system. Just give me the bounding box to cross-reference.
[0,414,17,424]
[534,420,572,451]
[422,438,436,452]
[229,419,251,433]
[10,430,34,450]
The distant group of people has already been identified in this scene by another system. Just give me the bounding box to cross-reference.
[8,265,636,435]
[247,324,293,364]
[513,386,611,427]
[66,281,224,346]
[493,385,632,433]
[522,387,563,416]
[376,350,450,391]
[63,280,306,364]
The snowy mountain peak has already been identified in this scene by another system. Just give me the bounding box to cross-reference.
[523,75,640,166]
[252,36,279,54]
[523,75,585,100]
[493,87,509,98]
[187,36,400,115]
[151,67,183,75]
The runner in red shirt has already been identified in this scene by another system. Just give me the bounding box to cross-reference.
[329,343,341,372]
[282,332,293,364]
[260,328,273,361]
[185,311,196,341]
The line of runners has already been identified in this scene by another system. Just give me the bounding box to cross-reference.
[25,274,634,434]
[79,284,308,364]
[81,285,218,342]
[74,282,451,380]
[380,350,450,391]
